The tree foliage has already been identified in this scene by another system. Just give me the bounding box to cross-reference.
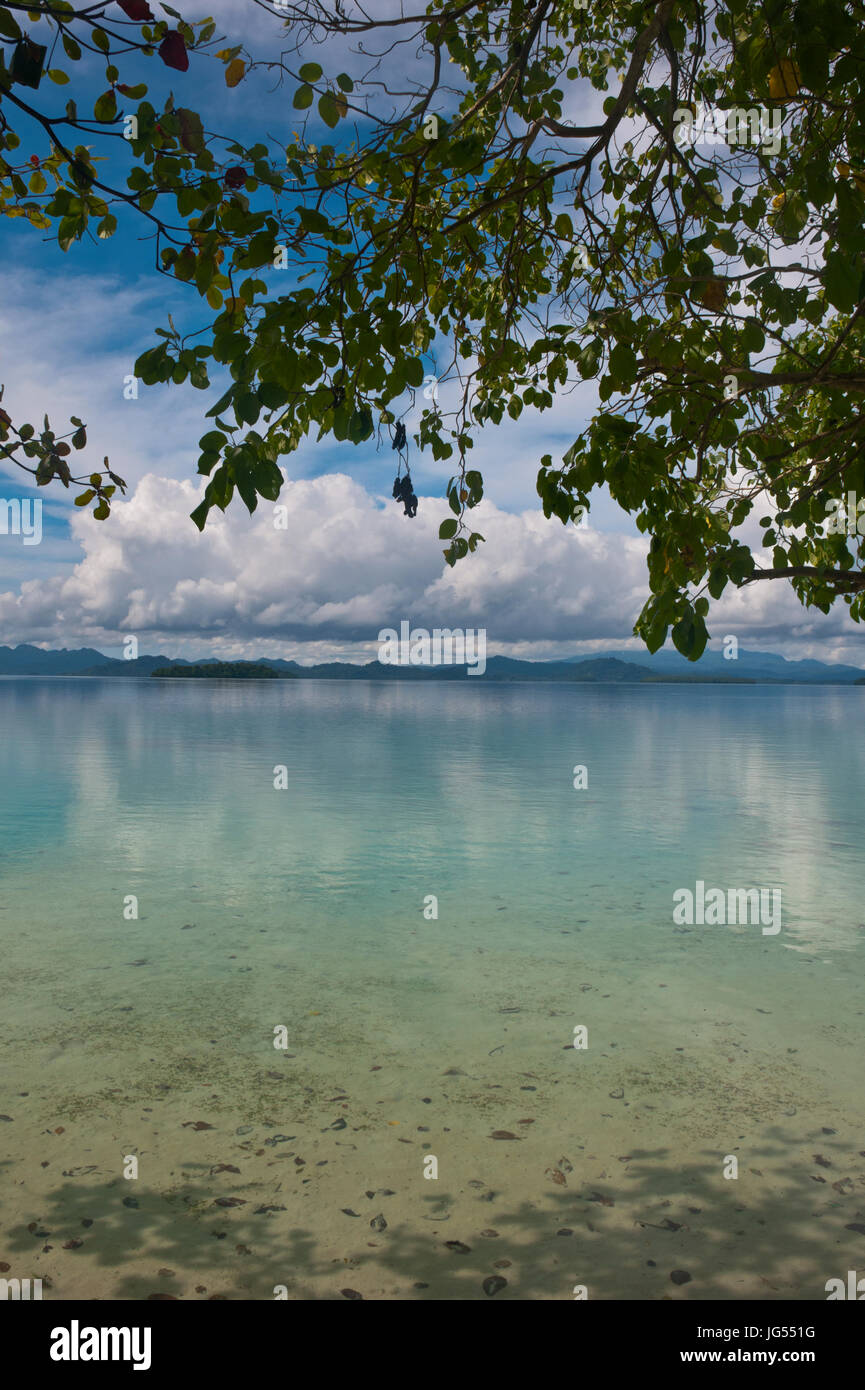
[2,0,865,656]
[0,0,215,514]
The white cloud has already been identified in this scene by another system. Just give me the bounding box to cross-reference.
[0,467,862,667]
[0,471,646,651]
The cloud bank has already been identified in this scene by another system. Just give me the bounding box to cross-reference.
[1,469,863,666]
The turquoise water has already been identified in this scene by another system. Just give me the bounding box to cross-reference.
[1,677,864,1300]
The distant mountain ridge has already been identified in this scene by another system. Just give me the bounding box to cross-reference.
[1,642,863,683]
[583,647,865,683]
[0,643,110,674]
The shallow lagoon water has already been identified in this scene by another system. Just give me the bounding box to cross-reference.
[1,677,863,1299]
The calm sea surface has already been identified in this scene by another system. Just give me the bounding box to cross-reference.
[1,677,863,1299]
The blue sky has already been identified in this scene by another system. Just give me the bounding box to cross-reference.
[0,1,863,668]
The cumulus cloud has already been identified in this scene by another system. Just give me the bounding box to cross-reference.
[0,468,862,666]
[0,471,645,653]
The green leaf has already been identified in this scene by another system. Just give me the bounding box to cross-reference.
[707,566,727,600]
[94,89,117,122]
[236,392,260,426]
[671,614,696,658]
[177,107,205,153]
[297,206,329,233]
[823,252,859,312]
[206,386,236,418]
[404,358,425,388]
[199,430,227,452]
[773,192,808,243]
[578,340,602,379]
[348,407,373,442]
[0,9,22,39]
[293,84,314,110]
[252,460,283,501]
[299,62,323,82]
[675,608,709,661]
[608,341,637,387]
[258,382,289,410]
[640,611,667,654]
[318,91,340,129]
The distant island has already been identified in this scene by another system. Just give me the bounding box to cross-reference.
[151,662,280,679]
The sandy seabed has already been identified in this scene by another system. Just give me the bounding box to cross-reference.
[3,934,863,1301]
